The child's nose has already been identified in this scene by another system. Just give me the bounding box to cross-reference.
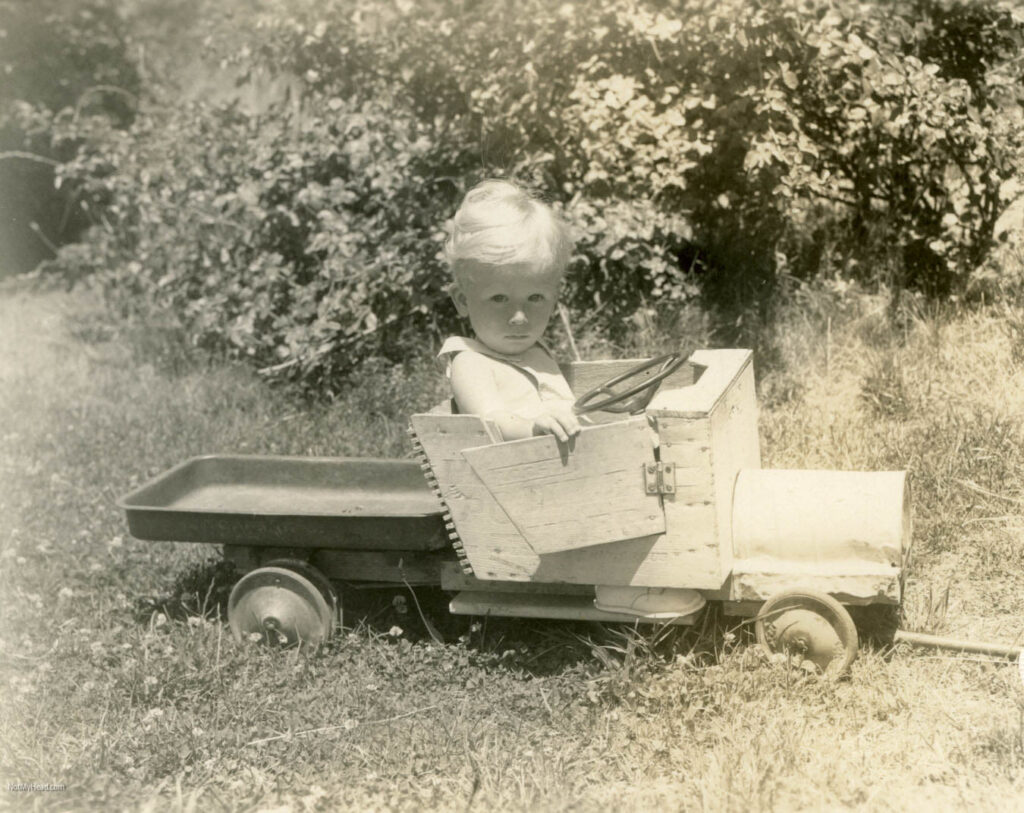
[509,309,528,325]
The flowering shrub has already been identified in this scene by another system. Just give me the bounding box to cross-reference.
[45,0,1024,390]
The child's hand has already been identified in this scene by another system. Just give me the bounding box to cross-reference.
[531,401,581,443]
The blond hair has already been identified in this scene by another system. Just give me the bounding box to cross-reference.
[445,179,572,280]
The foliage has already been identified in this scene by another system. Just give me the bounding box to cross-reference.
[0,0,140,274]
[749,0,1024,298]
[0,1,139,116]
[44,0,1024,390]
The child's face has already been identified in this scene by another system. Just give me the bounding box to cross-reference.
[452,261,561,356]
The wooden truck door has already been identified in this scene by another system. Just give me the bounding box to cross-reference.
[460,416,665,555]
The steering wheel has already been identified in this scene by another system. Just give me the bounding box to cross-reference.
[574,352,687,415]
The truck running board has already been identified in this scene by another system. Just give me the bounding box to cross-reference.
[448,591,700,625]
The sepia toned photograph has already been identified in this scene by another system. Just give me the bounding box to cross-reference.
[2,0,1023,809]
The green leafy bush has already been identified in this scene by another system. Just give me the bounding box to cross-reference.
[0,0,140,274]
[49,0,1024,391]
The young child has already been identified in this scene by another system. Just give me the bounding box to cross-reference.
[438,180,706,620]
[439,180,582,442]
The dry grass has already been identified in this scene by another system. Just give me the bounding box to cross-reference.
[2,283,1023,811]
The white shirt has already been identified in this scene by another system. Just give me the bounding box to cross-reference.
[437,336,574,417]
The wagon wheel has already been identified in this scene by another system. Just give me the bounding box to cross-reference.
[261,557,339,627]
[228,564,336,650]
[574,352,686,415]
[755,589,859,678]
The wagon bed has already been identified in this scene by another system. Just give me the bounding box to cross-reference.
[118,455,447,550]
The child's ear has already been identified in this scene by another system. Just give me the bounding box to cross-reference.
[450,284,469,317]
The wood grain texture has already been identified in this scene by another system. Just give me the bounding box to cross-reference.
[646,349,761,590]
[439,561,594,595]
[461,417,663,554]
[409,414,534,581]
[410,351,760,588]
[652,416,722,588]
[410,413,711,586]
[647,348,752,416]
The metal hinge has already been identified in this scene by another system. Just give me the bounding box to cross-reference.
[642,462,676,495]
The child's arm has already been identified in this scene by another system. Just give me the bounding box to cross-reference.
[449,352,581,442]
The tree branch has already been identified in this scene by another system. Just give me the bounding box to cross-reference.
[0,151,60,167]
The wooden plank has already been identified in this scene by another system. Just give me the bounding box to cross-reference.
[648,349,753,417]
[730,570,902,604]
[409,404,741,588]
[646,351,760,590]
[410,413,540,581]
[440,561,594,595]
[652,415,723,588]
[461,417,663,554]
[410,414,500,460]
[312,549,446,585]
[707,356,760,580]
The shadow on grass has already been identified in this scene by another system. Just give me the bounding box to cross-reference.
[134,557,239,623]
[136,558,743,679]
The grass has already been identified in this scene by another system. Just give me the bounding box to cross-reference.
[2,281,1024,810]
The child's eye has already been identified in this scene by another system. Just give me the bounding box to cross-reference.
[489,294,508,303]
[528,293,547,303]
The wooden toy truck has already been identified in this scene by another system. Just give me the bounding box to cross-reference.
[120,349,912,675]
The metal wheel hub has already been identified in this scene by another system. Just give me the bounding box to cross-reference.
[228,565,335,650]
[756,589,859,678]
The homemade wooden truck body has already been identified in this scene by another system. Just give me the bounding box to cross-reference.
[411,350,907,613]
[119,349,911,674]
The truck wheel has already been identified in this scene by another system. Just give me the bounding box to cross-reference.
[755,589,858,678]
[228,565,335,650]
